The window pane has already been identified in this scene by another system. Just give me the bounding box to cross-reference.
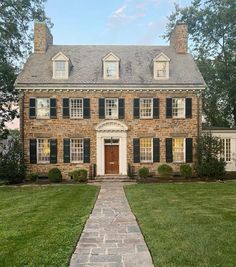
[226,139,231,161]
[156,62,167,77]
[105,62,117,77]
[37,139,50,163]
[172,98,185,118]
[71,139,83,162]
[140,138,152,162]
[55,61,66,78]
[140,99,152,118]
[105,99,118,118]
[36,98,50,119]
[173,138,184,162]
[70,99,83,118]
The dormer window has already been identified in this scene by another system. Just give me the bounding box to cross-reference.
[153,53,170,80]
[52,52,70,79]
[103,52,120,80]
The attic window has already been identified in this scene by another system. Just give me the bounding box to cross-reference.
[52,52,70,79]
[103,53,120,80]
[153,53,170,80]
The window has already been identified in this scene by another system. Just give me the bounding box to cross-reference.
[52,52,70,79]
[140,138,153,162]
[173,138,185,162]
[55,61,66,78]
[37,139,50,163]
[105,98,118,119]
[103,53,120,80]
[70,139,83,163]
[70,99,83,118]
[153,53,170,80]
[140,99,153,118]
[221,138,231,162]
[172,98,185,118]
[36,98,50,119]
[156,62,167,77]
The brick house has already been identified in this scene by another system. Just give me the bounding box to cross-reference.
[15,22,205,179]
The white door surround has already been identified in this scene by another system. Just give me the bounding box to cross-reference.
[96,120,128,176]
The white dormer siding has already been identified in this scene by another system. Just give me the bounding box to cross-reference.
[103,52,120,80]
[52,52,70,79]
[153,52,170,80]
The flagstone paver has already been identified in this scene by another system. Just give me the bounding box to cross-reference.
[69,182,154,267]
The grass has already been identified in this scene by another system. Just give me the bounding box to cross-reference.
[0,184,99,267]
[125,182,236,267]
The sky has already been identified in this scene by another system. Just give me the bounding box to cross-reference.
[7,0,192,129]
[45,0,191,45]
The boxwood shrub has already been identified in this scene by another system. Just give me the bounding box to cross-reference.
[48,168,62,183]
[180,164,192,178]
[27,172,39,182]
[158,164,173,177]
[71,168,88,182]
[138,167,149,179]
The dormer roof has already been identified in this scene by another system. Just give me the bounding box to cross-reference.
[102,52,120,62]
[153,52,170,62]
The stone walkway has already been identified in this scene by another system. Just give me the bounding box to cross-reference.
[69,182,154,267]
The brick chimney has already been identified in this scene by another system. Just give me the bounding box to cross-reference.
[34,21,53,53]
[170,22,188,54]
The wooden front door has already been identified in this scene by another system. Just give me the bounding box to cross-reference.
[105,145,119,174]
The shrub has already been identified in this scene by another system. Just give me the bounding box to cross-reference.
[71,168,88,182]
[48,168,62,182]
[27,172,39,182]
[0,135,26,184]
[158,164,173,177]
[196,133,226,179]
[180,164,192,178]
[138,167,149,179]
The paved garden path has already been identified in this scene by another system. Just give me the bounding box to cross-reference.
[69,182,154,267]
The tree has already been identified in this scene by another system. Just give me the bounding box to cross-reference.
[165,0,236,127]
[195,132,226,179]
[0,0,51,138]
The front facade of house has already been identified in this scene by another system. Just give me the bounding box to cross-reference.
[15,22,205,178]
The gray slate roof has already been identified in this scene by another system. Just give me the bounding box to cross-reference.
[16,45,205,86]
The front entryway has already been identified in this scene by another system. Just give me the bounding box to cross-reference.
[105,145,119,174]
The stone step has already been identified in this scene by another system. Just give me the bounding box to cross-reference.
[89,175,136,183]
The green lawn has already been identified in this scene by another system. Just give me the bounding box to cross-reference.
[0,185,99,267]
[125,182,236,267]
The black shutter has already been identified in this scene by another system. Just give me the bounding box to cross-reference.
[83,98,90,119]
[83,139,90,163]
[153,98,160,119]
[186,138,193,163]
[99,98,105,119]
[153,138,160,162]
[133,99,140,119]
[29,98,36,118]
[50,98,57,119]
[166,98,172,118]
[185,98,192,118]
[166,138,173,162]
[133,138,140,163]
[118,99,125,119]
[63,139,70,163]
[63,98,70,118]
[50,139,57,164]
[30,139,37,164]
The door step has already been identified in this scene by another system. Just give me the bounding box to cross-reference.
[89,175,135,183]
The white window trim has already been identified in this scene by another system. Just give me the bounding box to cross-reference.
[36,98,50,119]
[173,138,186,163]
[69,98,83,119]
[53,60,69,79]
[105,98,119,119]
[221,138,231,162]
[70,138,84,163]
[140,98,153,119]
[140,138,153,163]
[172,98,186,119]
[37,138,50,164]
[102,52,120,80]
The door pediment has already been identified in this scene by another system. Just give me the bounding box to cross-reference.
[96,120,128,132]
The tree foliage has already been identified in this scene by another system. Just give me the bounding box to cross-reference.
[0,0,50,138]
[166,0,236,127]
[195,132,226,179]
